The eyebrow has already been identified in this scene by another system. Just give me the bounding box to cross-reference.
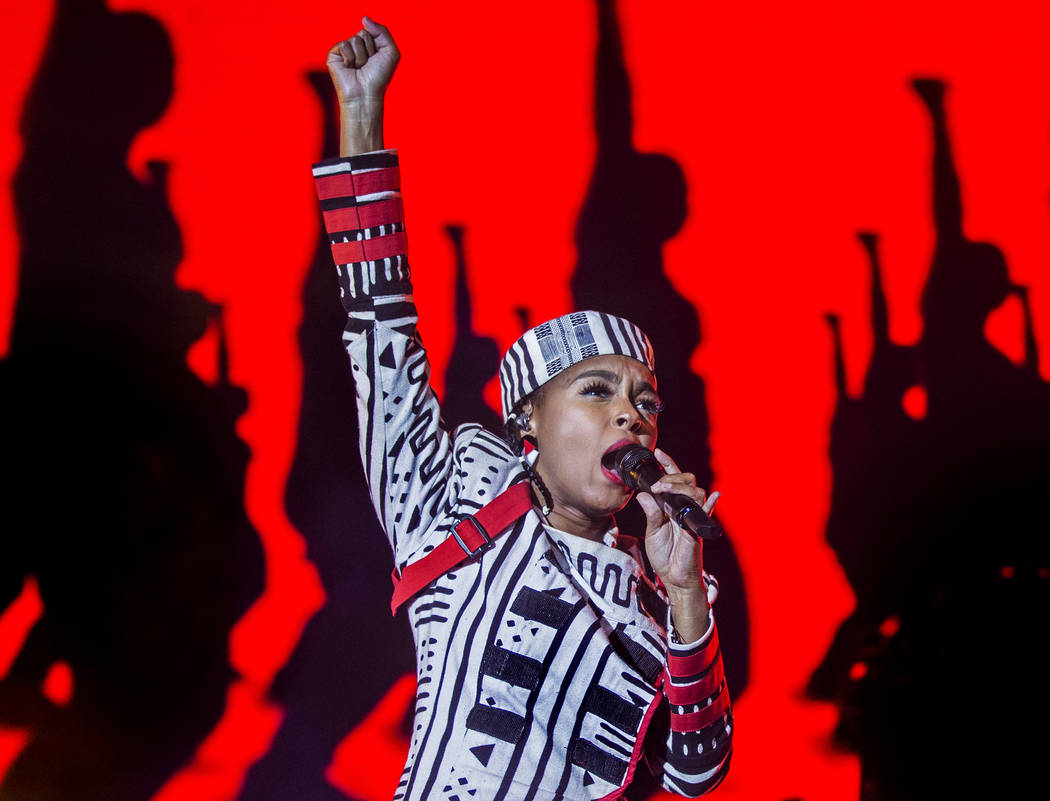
[571,369,658,396]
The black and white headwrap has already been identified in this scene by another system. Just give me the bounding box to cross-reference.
[499,310,656,420]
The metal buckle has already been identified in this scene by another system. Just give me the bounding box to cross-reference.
[453,514,494,559]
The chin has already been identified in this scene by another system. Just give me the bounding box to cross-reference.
[591,487,633,518]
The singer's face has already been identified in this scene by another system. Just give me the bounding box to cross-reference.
[526,355,661,535]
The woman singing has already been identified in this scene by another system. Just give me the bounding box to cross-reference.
[313,16,733,799]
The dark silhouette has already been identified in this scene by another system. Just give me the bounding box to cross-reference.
[914,78,1046,434]
[813,78,1050,800]
[440,224,502,434]
[0,2,263,799]
[809,233,924,708]
[236,72,415,801]
[570,0,750,728]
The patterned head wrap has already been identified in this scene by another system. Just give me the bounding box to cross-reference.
[499,311,656,420]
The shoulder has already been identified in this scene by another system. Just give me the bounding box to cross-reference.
[450,423,526,501]
[451,422,515,464]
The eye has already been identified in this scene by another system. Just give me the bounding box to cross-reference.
[580,380,614,398]
[635,396,665,416]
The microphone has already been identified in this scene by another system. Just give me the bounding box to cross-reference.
[603,444,723,541]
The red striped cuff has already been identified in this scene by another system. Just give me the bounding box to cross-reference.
[314,171,355,200]
[667,626,720,679]
[314,165,400,202]
[664,656,724,705]
[322,198,405,236]
[351,166,400,196]
[669,683,731,732]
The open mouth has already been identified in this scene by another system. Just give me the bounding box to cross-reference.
[600,438,637,487]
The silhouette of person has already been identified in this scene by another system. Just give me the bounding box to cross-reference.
[909,77,1050,594]
[808,233,924,743]
[914,79,1048,436]
[831,235,925,600]
[812,77,1050,801]
[570,0,750,721]
[0,2,263,799]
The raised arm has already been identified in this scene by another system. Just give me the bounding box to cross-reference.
[327,15,399,156]
[314,19,458,566]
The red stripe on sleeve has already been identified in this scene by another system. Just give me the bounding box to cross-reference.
[663,658,724,705]
[669,684,731,732]
[362,231,408,262]
[330,240,365,264]
[329,232,408,266]
[315,173,356,200]
[357,197,405,229]
[667,628,720,678]
[322,206,362,232]
[352,167,400,196]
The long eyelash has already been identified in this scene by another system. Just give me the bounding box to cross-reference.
[640,398,665,415]
[580,380,613,395]
[580,380,663,414]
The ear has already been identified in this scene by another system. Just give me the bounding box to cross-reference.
[519,400,535,436]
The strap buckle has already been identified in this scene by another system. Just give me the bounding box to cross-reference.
[453,514,494,559]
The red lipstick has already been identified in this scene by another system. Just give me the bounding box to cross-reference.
[601,438,637,487]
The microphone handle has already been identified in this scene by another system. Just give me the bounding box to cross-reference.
[634,465,723,541]
[658,493,723,541]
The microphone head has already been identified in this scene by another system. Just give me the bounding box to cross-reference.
[601,444,662,491]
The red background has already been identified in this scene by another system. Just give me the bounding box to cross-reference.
[2,1,1049,799]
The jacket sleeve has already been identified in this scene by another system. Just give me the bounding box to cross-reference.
[312,150,457,564]
[650,578,733,796]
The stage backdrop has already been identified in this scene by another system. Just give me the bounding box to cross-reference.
[2,1,1049,800]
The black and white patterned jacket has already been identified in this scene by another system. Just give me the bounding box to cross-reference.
[313,151,733,800]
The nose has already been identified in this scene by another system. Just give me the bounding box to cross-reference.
[614,405,643,434]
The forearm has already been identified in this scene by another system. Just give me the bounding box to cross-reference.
[665,586,711,644]
[340,97,385,156]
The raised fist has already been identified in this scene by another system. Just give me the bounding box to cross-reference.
[327,16,399,105]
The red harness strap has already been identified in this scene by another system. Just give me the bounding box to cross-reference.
[389,481,533,614]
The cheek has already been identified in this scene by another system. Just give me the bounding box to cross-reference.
[538,408,603,470]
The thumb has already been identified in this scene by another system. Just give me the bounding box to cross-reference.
[635,492,665,530]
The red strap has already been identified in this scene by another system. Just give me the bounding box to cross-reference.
[390,482,533,614]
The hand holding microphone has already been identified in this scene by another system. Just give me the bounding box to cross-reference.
[602,444,723,541]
